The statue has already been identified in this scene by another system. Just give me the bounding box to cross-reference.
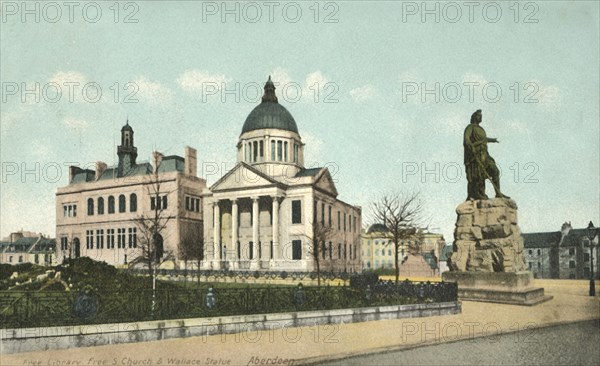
[463,109,509,200]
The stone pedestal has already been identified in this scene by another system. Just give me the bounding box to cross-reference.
[445,198,552,306]
[442,271,553,306]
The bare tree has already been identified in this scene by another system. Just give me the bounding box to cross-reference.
[371,191,424,283]
[306,200,335,287]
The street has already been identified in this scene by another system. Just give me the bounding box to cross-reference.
[319,320,600,366]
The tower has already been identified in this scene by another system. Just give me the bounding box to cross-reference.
[117,119,138,176]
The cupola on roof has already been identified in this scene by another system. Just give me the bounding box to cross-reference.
[241,76,299,134]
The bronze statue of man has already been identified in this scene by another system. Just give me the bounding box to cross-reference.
[463,109,509,200]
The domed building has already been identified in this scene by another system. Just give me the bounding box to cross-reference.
[203,77,362,272]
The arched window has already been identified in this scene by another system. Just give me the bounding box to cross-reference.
[87,198,94,215]
[130,193,137,212]
[98,197,104,215]
[119,195,126,213]
[108,196,115,214]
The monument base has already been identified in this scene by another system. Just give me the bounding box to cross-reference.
[442,271,553,306]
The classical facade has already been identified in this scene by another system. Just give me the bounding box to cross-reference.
[202,77,362,272]
[55,122,206,267]
[523,222,599,279]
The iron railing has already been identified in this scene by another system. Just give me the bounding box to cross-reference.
[0,281,457,329]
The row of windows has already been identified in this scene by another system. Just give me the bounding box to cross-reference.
[150,195,168,210]
[88,194,137,215]
[291,200,359,233]
[185,196,201,212]
[363,249,396,257]
[85,228,137,249]
[244,139,300,164]
[221,240,301,260]
[4,255,49,264]
[63,204,77,217]
[319,241,358,261]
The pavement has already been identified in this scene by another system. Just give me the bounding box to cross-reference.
[1,279,599,366]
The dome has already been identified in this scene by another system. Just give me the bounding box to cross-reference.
[241,76,299,134]
[121,120,133,132]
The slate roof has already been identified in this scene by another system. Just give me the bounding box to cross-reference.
[241,77,299,134]
[366,223,389,234]
[294,167,322,178]
[1,237,56,253]
[70,156,183,184]
[522,228,591,248]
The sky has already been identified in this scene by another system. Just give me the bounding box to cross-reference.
[1,0,599,242]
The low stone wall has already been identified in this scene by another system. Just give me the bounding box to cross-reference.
[1,302,460,354]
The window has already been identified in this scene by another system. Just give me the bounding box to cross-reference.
[108,196,115,214]
[337,211,341,230]
[128,228,137,248]
[63,204,77,217]
[321,202,325,224]
[253,141,258,162]
[528,262,532,270]
[271,140,276,160]
[569,260,576,269]
[344,213,347,231]
[277,141,282,161]
[259,141,264,161]
[63,206,67,217]
[61,237,68,251]
[117,228,126,248]
[119,195,126,213]
[584,253,590,262]
[537,262,541,269]
[186,197,190,211]
[96,230,104,249]
[292,240,302,260]
[354,216,357,232]
[294,143,299,163]
[162,196,168,209]
[284,141,288,161]
[528,249,533,255]
[87,198,94,215]
[130,194,137,212]
[569,248,575,255]
[18,256,23,263]
[98,197,104,215]
[329,242,332,259]
[537,249,541,256]
[328,206,332,227]
[270,241,274,260]
[249,242,254,259]
[151,197,156,210]
[86,230,94,249]
[321,241,326,260]
[338,243,341,259]
[107,229,115,249]
[291,200,302,224]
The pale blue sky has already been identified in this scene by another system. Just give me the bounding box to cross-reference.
[1,1,599,241]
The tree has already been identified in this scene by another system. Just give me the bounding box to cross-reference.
[306,200,335,287]
[371,191,424,284]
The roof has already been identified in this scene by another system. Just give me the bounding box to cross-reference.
[241,77,298,134]
[439,245,453,261]
[366,224,389,234]
[294,167,322,177]
[522,228,591,248]
[70,157,183,184]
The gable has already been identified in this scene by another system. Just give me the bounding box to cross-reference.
[314,168,338,197]
[210,163,280,191]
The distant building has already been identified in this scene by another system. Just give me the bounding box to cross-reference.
[202,77,362,273]
[0,231,55,265]
[55,121,207,267]
[523,222,599,279]
[438,244,453,274]
[361,224,444,276]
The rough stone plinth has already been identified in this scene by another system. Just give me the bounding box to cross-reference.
[442,271,553,306]
[449,198,526,273]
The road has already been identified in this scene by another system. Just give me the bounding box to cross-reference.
[318,320,600,366]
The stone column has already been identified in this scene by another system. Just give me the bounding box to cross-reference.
[231,199,238,269]
[271,196,280,262]
[251,196,260,269]
[213,201,220,263]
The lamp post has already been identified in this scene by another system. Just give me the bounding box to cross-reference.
[586,221,598,296]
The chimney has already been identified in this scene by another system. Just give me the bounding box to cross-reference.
[559,221,573,246]
[10,232,24,243]
[68,166,83,183]
[95,161,107,180]
[185,146,197,177]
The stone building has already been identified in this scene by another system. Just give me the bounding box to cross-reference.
[55,122,206,267]
[360,224,444,276]
[0,231,55,265]
[202,77,362,272]
[523,222,599,279]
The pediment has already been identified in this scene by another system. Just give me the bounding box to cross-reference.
[314,168,338,197]
[210,163,280,191]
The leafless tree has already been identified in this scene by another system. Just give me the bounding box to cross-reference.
[306,201,335,287]
[371,191,424,283]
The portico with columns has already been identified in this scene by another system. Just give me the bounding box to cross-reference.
[202,76,362,272]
